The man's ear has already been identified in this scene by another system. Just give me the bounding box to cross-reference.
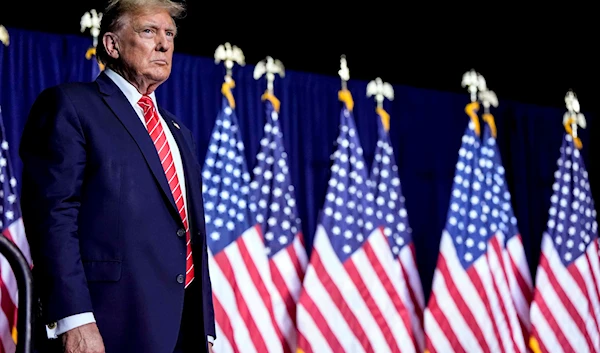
[103,33,120,59]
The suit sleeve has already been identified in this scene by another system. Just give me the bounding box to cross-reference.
[188,130,216,338]
[19,86,93,323]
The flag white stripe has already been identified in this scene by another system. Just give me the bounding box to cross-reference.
[535,266,588,350]
[300,244,364,351]
[427,263,484,353]
[442,231,500,351]
[271,248,301,302]
[355,233,414,352]
[267,273,295,349]
[296,303,334,353]
[208,252,257,353]
[530,303,564,353]
[223,233,282,353]
[293,235,308,270]
[8,220,31,265]
[488,233,526,352]
[0,305,14,353]
[400,246,425,309]
[423,309,453,353]
[317,228,391,352]
[214,322,234,353]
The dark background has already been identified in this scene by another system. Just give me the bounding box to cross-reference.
[1,1,597,114]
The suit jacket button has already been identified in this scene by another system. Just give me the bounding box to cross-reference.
[47,322,57,329]
[176,274,184,284]
[177,228,185,238]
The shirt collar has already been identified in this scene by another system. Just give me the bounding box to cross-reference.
[104,68,159,109]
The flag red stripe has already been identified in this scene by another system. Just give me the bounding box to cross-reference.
[437,254,490,353]
[211,294,241,352]
[288,234,305,283]
[539,255,595,350]
[406,243,424,320]
[236,231,290,353]
[532,283,575,352]
[488,236,521,353]
[269,261,297,328]
[363,239,415,349]
[509,235,533,304]
[582,253,600,335]
[426,292,467,353]
[312,251,375,353]
[214,250,269,353]
[344,260,401,353]
[465,269,502,352]
[299,287,344,352]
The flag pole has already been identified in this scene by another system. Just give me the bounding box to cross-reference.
[461,69,487,136]
[254,56,284,112]
[214,42,245,109]
[366,77,394,132]
[80,9,104,72]
[563,90,586,149]
[338,55,353,112]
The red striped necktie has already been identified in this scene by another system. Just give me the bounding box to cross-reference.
[138,95,194,288]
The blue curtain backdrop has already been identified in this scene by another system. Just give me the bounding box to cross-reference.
[1,27,597,299]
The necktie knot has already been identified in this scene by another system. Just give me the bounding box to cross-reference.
[138,95,156,126]
[138,94,154,111]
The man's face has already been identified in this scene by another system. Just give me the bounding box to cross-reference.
[115,10,176,86]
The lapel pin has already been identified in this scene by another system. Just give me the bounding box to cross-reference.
[172,121,180,129]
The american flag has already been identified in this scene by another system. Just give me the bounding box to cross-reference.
[248,96,307,352]
[296,96,416,353]
[529,132,600,353]
[0,106,32,353]
[369,108,425,351]
[424,119,527,353]
[202,95,283,353]
[481,121,533,340]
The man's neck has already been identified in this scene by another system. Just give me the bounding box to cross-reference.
[110,66,158,95]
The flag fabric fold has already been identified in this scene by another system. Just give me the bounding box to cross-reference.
[481,118,533,340]
[0,106,32,353]
[369,108,425,351]
[296,93,416,353]
[529,132,600,353]
[248,94,307,352]
[202,89,282,353]
[424,117,528,353]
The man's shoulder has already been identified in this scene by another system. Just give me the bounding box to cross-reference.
[45,80,98,96]
[35,80,99,104]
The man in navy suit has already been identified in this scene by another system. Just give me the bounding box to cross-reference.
[19,0,215,352]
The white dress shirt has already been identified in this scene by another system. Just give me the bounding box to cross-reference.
[47,69,213,344]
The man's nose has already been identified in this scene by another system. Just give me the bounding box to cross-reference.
[156,31,172,52]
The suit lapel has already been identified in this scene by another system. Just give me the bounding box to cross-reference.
[96,73,179,221]
[161,108,202,245]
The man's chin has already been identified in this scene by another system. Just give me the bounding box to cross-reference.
[146,70,171,84]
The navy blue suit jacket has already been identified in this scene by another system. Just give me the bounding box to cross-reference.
[19,72,216,353]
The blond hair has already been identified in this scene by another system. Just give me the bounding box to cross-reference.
[96,0,186,67]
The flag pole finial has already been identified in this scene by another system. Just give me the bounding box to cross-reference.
[462,69,487,103]
[80,9,102,48]
[214,42,245,83]
[366,77,394,131]
[461,69,487,136]
[563,90,586,149]
[339,55,350,91]
[478,83,499,138]
[0,25,9,47]
[253,56,285,95]
[366,77,394,109]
